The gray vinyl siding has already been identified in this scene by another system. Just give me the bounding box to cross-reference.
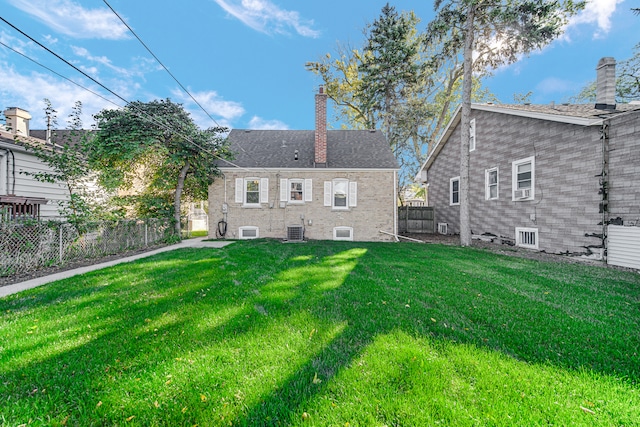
[428,109,604,255]
[607,112,640,223]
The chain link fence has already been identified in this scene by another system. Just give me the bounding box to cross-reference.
[0,219,177,277]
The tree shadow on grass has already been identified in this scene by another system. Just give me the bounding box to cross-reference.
[0,241,638,426]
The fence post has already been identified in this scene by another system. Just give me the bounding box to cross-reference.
[59,224,63,262]
[145,222,148,246]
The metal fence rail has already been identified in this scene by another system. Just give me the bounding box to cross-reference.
[0,219,176,277]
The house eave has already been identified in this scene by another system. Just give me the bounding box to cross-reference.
[415,103,607,181]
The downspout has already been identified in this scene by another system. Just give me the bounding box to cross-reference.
[393,169,399,241]
[8,149,15,194]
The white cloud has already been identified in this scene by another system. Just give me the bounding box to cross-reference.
[566,0,623,38]
[71,46,134,77]
[212,0,320,37]
[7,0,129,40]
[0,61,119,128]
[535,77,580,95]
[171,89,246,128]
[248,116,288,130]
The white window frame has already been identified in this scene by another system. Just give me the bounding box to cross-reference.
[324,179,357,210]
[239,226,259,240]
[450,176,460,206]
[512,156,535,201]
[469,118,476,152]
[515,227,538,249]
[333,226,353,241]
[280,178,312,204]
[236,177,268,207]
[485,167,499,200]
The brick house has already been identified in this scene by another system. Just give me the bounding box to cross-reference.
[418,57,640,264]
[208,88,399,242]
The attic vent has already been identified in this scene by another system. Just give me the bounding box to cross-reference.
[438,223,448,235]
[287,225,304,241]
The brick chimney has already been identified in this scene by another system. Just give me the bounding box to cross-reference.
[314,86,327,167]
[595,57,616,110]
[3,107,32,136]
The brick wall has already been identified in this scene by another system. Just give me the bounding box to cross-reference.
[427,109,605,256]
[208,169,396,242]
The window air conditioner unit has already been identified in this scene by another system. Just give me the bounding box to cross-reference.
[515,189,531,199]
[287,225,304,241]
[438,223,448,235]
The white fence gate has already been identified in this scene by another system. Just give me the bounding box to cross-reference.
[608,225,640,270]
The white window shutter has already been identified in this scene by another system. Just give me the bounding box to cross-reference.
[304,179,313,202]
[235,178,243,203]
[324,181,332,206]
[280,179,288,202]
[349,181,357,207]
[260,178,269,203]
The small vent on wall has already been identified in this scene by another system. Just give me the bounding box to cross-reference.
[438,223,448,235]
[287,225,304,241]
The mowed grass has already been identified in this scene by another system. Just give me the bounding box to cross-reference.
[1,240,639,426]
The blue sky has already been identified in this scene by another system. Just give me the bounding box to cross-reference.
[0,0,637,131]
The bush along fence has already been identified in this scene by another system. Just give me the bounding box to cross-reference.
[0,219,177,277]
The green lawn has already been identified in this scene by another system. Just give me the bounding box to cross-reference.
[1,240,639,426]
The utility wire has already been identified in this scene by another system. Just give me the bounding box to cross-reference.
[0,40,121,108]
[0,16,257,171]
[102,0,222,128]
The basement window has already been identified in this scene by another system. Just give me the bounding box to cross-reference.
[239,226,259,240]
[515,227,538,249]
[333,226,353,241]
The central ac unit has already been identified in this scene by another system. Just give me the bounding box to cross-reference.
[287,225,304,241]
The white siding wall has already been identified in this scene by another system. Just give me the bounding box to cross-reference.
[608,225,640,270]
[0,143,70,219]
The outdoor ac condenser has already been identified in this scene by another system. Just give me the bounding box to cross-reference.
[287,225,304,241]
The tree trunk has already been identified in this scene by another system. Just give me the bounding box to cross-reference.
[174,161,190,238]
[459,4,475,247]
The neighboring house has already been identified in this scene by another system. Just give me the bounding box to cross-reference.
[208,88,399,242]
[418,57,640,267]
[0,108,70,220]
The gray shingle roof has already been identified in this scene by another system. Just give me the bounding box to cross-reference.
[479,103,640,119]
[221,129,398,169]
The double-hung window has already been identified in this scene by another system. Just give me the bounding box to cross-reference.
[235,177,268,206]
[485,167,498,200]
[450,176,460,206]
[512,156,535,201]
[280,178,313,204]
[324,179,357,209]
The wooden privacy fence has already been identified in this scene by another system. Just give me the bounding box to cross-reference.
[398,206,435,234]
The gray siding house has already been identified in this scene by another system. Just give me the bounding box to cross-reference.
[208,88,399,242]
[418,58,640,263]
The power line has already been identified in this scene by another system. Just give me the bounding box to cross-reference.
[102,0,222,128]
[0,16,256,171]
[0,40,122,109]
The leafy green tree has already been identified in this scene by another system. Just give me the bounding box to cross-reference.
[307,4,495,200]
[19,100,100,231]
[90,99,228,236]
[426,0,585,246]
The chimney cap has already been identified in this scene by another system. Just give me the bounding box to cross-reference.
[318,85,324,94]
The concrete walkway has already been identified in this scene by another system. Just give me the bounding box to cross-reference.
[0,238,233,298]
